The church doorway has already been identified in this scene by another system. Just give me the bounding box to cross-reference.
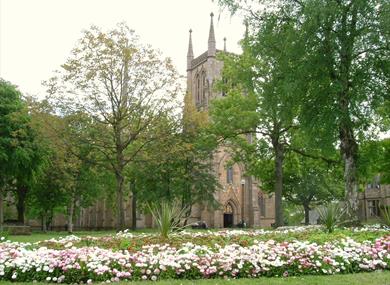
[223,202,234,228]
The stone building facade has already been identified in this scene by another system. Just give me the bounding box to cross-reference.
[185,13,275,228]
[358,177,390,222]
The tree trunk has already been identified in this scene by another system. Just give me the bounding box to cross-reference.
[130,179,137,231]
[337,1,359,222]
[344,150,359,220]
[339,110,359,221]
[0,189,3,231]
[42,214,47,232]
[303,203,310,225]
[47,210,53,231]
[116,172,125,231]
[67,194,75,233]
[16,186,27,225]
[273,141,284,227]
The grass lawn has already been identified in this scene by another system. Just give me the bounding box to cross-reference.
[0,272,389,285]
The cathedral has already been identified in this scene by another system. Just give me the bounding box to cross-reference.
[185,13,275,228]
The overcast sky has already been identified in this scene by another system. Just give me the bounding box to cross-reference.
[0,0,244,97]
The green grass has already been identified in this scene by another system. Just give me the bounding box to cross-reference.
[0,272,389,284]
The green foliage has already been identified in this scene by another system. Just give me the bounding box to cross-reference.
[133,95,219,215]
[380,205,390,227]
[0,230,9,241]
[44,23,181,230]
[210,7,307,226]
[283,151,344,224]
[216,0,390,222]
[0,80,47,224]
[148,200,189,239]
[283,204,304,226]
[317,203,344,233]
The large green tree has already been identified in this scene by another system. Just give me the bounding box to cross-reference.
[283,154,344,225]
[210,15,307,226]
[45,24,181,230]
[28,98,114,232]
[218,0,390,221]
[0,80,45,227]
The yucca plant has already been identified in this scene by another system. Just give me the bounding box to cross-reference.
[316,202,344,233]
[380,205,390,227]
[148,200,189,239]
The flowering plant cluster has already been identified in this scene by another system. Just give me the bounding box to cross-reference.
[0,233,389,283]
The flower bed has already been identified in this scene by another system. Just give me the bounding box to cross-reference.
[34,224,390,251]
[0,228,389,283]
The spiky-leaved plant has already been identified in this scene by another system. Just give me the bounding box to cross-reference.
[317,203,344,233]
[148,200,189,239]
[380,205,390,227]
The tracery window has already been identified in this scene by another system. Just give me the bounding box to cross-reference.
[196,74,201,105]
[224,203,233,214]
[258,195,266,217]
[202,72,207,104]
[227,167,233,184]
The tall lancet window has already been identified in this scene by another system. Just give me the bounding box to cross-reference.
[196,74,201,105]
[258,195,266,217]
[202,72,207,105]
[227,166,233,184]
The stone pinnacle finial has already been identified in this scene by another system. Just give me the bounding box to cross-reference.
[187,29,194,71]
[223,37,227,52]
[208,12,216,57]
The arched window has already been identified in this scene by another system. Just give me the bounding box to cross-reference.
[202,72,207,104]
[258,195,266,217]
[227,166,233,184]
[196,74,201,105]
[224,203,234,214]
[222,77,228,97]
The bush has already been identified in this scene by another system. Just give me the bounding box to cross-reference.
[380,205,390,227]
[148,200,189,239]
[316,203,343,233]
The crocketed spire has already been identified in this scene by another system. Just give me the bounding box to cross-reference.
[208,12,216,57]
[187,29,194,70]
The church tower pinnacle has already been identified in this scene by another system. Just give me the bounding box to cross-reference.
[208,12,216,57]
[187,29,194,71]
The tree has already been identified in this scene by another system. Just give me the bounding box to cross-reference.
[358,138,390,185]
[46,24,181,230]
[283,153,344,225]
[217,0,390,221]
[0,79,45,227]
[209,15,304,226]
[27,98,114,232]
[131,94,219,225]
[297,0,389,221]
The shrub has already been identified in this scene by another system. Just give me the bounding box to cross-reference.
[380,205,390,227]
[148,200,189,239]
[316,203,343,233]
[0,230,9,242]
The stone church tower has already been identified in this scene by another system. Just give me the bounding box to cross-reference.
[186,13,275,227]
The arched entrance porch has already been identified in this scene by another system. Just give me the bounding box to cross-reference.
[223,201,235,228]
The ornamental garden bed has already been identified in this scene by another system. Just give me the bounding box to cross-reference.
[0,225,389,283]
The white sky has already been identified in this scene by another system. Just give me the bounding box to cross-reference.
[0,0,244,97]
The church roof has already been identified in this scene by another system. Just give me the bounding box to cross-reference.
[190,49,224,70]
